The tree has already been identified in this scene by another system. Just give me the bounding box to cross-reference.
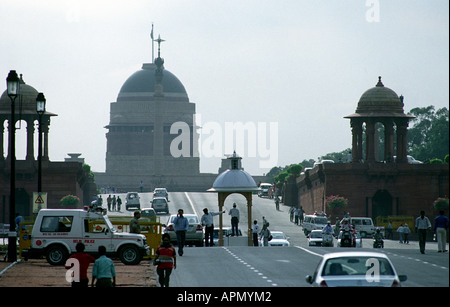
[407,106,449,162]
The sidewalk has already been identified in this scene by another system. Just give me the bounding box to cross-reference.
[0,257,157,287]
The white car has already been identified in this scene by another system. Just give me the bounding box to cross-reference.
[305,252,407,287]
[308,230,324,246]
[260,231,290,247]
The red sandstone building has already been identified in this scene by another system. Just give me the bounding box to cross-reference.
[295,77,449,222]
[0,75,94,222]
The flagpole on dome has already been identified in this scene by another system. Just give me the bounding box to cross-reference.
[151,23,154,63]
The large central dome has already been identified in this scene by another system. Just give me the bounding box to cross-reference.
[117,63,189,102]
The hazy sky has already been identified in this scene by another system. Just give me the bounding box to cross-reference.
[1,0,448,175]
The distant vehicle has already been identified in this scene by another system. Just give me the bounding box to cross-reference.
[163,214,203,247]
[302,214,328,236]
[213,227,243,246]
[308,230,324,246]
[258,183,273,198]
[141,208,157,219]
[313,160,335,168]
[260,231,290,247]
[153,188,169,200]
[337,231,363,248]
[125,192,140,211]
[305,252,407,287]
[393,155,423,164]
[151,197,169,214]
[340,217,375,238]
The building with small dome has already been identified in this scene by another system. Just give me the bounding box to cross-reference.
[0,74,95,222]
[293,77,448,225]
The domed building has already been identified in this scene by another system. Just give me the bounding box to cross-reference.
[294,77,448,233]
[96,40,206,191]
[0,73,95,222]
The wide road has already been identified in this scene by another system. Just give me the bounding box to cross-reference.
[100,191,449,287]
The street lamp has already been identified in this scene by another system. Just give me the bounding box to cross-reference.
[6,70,19,262]
[36,93,46,194]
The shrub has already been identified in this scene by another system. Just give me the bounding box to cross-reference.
[60,195,80,207]
[326,195,349,210]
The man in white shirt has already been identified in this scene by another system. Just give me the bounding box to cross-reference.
[201,208,225,247]
[229,203,240,236]
[252,220,260,246]
[415,210,432,254]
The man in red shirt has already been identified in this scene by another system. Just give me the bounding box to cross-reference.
[153,233,177,287]
[65,242,96,287]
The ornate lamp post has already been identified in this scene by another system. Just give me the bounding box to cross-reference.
[36,93,46,193]
[6,70,19,262]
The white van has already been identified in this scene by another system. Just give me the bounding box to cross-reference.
[341,217,375,238]
[302,214,329,236]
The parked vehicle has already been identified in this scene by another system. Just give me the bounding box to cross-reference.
[258,183,273,198]
[305,252,407,287]
[163,214,203,247]
[21,208,149,265]
[125,192,140,211]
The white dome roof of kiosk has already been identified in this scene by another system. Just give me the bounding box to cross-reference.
[208,152,258,192]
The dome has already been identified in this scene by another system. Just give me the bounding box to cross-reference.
[345,77,412,119]
[117,63,189,102]
[210,169,258,192]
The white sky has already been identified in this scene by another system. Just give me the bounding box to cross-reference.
[1,0,448,175]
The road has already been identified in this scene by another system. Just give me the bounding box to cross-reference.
[100,191,449,287]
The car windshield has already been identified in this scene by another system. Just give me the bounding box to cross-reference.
[271,233,286,240]
[310,231,322,238]
[322,257,394,276]
[313,217,328,224]
[153,199,166,204]
[128,193,138,199]
[169,215,199,224]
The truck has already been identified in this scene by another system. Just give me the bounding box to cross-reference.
[21,207,150,265]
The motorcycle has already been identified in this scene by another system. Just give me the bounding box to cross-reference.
[340,229,353,247]
[322,233,334,247]
[373,238,384,248]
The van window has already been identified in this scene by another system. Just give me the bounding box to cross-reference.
[41,216,73,232]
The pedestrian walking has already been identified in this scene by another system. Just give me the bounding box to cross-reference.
[153,233,176,287]
[289,207,294,222]
[433,210,449,253]
[298,206,304,225]
[397,224,404,243]
[201,208,225,246]
[403,223,410,244]
[116,196,122,212]
[415,211,432,254]
[65,242,96,287]
[259,224,272,247]
[92,246,116,287]
[252,220,260,246]
[173,209,189,256]
[107,195,112,211]
[229,203,240,236]
[112,195,116,211]
[129,211,141,234]
[294,208,299,225]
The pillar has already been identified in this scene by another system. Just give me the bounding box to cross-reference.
[26,119,35,161]
[0,119,4,161]
[351,119,363,163]
[383,119,394,163]
[365,119,376,163]
[395,118,408,163]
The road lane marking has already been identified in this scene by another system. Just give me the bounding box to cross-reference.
[222,247,278,286]
[294,245,323,257]
[184,192,199,216]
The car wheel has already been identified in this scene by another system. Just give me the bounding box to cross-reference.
[119,245,142,265]
[46,244,69,266]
